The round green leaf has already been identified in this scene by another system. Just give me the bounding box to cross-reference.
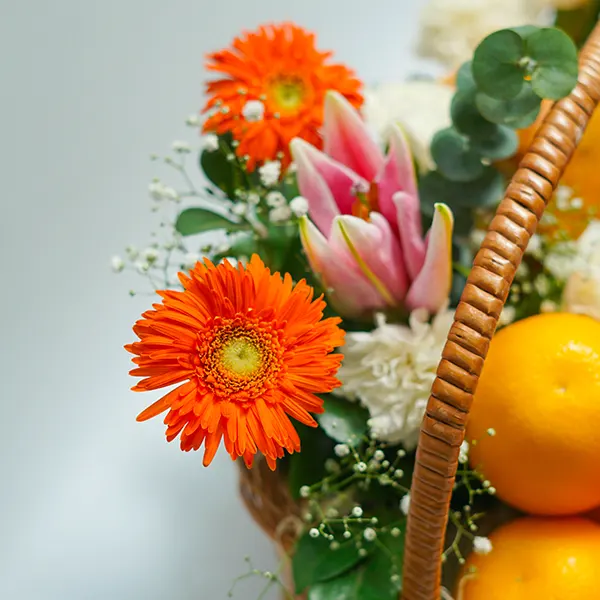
[475,85,541,128]
[526,28,579,100]
[510,25,539,40]
[175,207,247,236]
[451,92,496,140]
[472,29,526,100]
[456,61,476,94]
[470,124,519,160]
[431,127,485,182]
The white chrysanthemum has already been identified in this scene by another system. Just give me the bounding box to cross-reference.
[363,81,453,172]
[562,221,600,320]
[337,308,454,448]
[417,0,552,69]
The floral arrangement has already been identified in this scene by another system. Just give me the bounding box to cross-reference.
[116,4,600,599]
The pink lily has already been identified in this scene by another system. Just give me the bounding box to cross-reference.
[291,91,454,319]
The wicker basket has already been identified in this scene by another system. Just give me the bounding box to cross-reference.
[238,22,600,600]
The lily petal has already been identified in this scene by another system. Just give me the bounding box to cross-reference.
[298,216,386,318]
[375,124,419,228]
[393,191,426,281]
[331,214,408,303]
[323,91,385,182]
[291,138,368,229]
[405,203,454,313]
[290,138,341,236]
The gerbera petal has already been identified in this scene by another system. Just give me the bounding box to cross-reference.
[323,91,384,181]
[406,203,454,313]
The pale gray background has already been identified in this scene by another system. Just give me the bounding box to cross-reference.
[0,1,430,599]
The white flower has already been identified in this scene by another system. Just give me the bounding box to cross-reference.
[352,506,363,517]
[182,252,200,270]
[363,528,377,541]
[417,0,552,69]
[269,206,292,223]
[185,114,201,127]
[400,493,411,516]
[111,256,125,273]
[231,203,247,217]
[363,80,454,172]
[125,245,138,260]
[473,536,493,555]
[172,140,191,153]
[309,528,320,538]
[266,191,287,207]
[202,134,219,152]
[337,308,454,447]
[258,160,281,187]
[148,180,179,202]
[135,261,150,274]
[247,192,260,205]
[242,99,265,122]
[458,440,469,464]
[143,247,159,263]
[334,443,350,457]
[289,195,309,217]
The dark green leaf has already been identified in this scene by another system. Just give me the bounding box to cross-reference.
[456,61,476,95]
[472,30,525,100]
[288,424,334,499]
[175,208,247,236]
[475,85,541,128]
[431,127,485,182]
[526,28,579,99]
[293,531,365,594]
[316,394,369,445]
[200,144,237,198]
[308,569,366,600]
[451,92,497,140]
[470,125,519,160]
[419,168,504,211]
[263,223,298,271]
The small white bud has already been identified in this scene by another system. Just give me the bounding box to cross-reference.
[373,449,385,462]
[247,192,260,205]
[391,527,401,538]
[358,548,368,557]
[266,191,287,207]
[241,99,265,122]
[351,506,363,518]
[111,256,125,273]
[289,195,309,217]
[202,134,219,152]
[334,443,350,457]
[135,261,150,274]
[125,245,138,259]
[394,469,404,479]
[473,536,493,555]
[363,528,377,541]
[487,428,496,437]
[299,486,311,498]
[458,440,470,464]
[185,114,201,127]
[143,247,159,264]
[172,140,191,153]
[330,541,340,551]
[258,160,281,187]
[400,493,411,515]
[354,461,367,473]
[309,528,320,539]
[231,203,247,216]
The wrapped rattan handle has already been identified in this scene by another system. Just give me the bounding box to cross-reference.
[401,23,600,600]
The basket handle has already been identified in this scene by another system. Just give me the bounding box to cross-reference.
[401,22,600,600]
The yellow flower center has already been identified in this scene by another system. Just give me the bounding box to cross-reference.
[220,337,262,376]
[270,76,305,112]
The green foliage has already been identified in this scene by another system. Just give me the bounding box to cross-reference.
[526,28,579,100]
[175,207,247,236]
[304,530,404,600]
[475,85,541,128]
[430,127,485,182]
[293,532,365,594]
[316,394,370,445]
[472,29,526,99]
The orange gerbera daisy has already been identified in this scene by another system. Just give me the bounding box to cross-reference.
[202,22,363,171]
[125,255,344,470]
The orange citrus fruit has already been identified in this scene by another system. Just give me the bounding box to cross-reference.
[467,313,600,515]
[458,516,600,600]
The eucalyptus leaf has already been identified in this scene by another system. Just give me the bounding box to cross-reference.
[475,85,541,128]
[456,61,476,95]
[451,92,496,140]
[419,168,504,211]
[316,394,369,445]
[431,127,485,182]
[510,25,539,39]
[472,29,525,100]
[293,531,365,594]
[526,28,578,100]
[470,125,519,160]
[175,208,247,236]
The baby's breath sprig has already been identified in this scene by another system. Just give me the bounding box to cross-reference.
[228,555,294,600]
